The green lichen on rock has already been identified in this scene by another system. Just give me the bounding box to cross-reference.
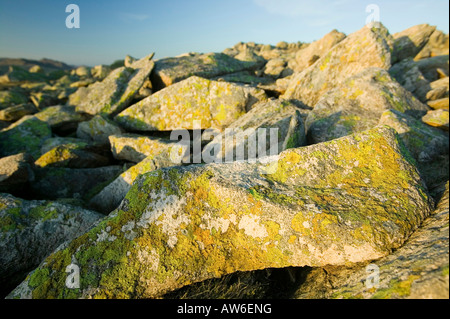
[8,125,434,299]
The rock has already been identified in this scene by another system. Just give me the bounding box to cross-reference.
[0,116,51,159]
[0,88,29,109]
[0,66,47,83]
[283,23,393,107]
[115,76,267,131]
[40,137,89,155]
[294,182,449,299]
[124,55,137,68]
[30,92,57,109]
[426,86,449,102]
[422,109,449,130]
[109,133,180,163]
[202,99,306,162]
[288,29,346,72]
[213,71,274,86]
[7,126,434,299]
[389,58,431,102]
[34,105,89,134]
[264,58,286,78]
[0,103,37,122]
[392,24,437,62]
[305,68,430,144]
[35,143,110,168]
[150,52,261,90]
[30,166,123,201]
[0,153,35,193]
[427,98,449,110]
[70,54,155,116]
[89,152,177,214]
[0,193,103,298]
[415,29,450,60]
[29,65,44,74]
[76,115,124,145]
[73,66,91,78]
[90,65,111,80]
[234,46,266,67]
[379,109,449,163]
[415,55,449,82]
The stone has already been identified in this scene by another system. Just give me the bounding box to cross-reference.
[288,29,346,72]
[294,182,449,299]
[73,66,91,77]
[0,89,29,110]
[213,71,274,86]
[30,166,123,201]
[0,103,37,122]
[0,116,52,159]
[0,153,35,193]
[0,193,103,298]
[109,133,180,163]
[422,109,449,130]
[379,109,449,163]
[392,24,437,62]
[389,58,431,102]
[0,66,47,83]
[415,29,450,61]
[70,54,155,116]
[35,143,110,169]
[7,126,434,299]
[30,92,57,109]
[40,137,89,155]
[34,105,89,134]
[427,98,449,110]
[90,65,111,80]
[202,99,306,162]
[115,76,267,131]
[150,52,261,90]
[264,58,286,78]
[415,55,449,82]
[305,68,430,144]
[76,115,124,145]
[283,23,393,107]
[426,86,449,102]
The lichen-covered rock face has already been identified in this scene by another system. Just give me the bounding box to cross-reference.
[202,99,306,162]
[109,133,179,163]
[0,89,29,110]
[392,24,437,63]
[0,116,52,159]
[70,54,155,116]
[379,109,449,163]
[0,193,103,298]
[294,181,449,299]
[305,68,430,144]
[150,52,261,90]
[0,153,35,193]
[34,105,89,133]
[389,58,431,102]
[288,29,346,73]
[422,109,449,131]
[0,103,37,122]
[76,115,124,145]
[415,29,449,61]
[283,23,394,107]
[115,76,267,131]
[7,126,434,299]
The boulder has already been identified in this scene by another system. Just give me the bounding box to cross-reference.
[0,193,102,297]
[389,58,431,102]
[76,115,124,145]
[40,137,90,155]
[415,29,450,61]
[0,116,52,159]
[305,68,430,144]
[0,89,29,110]
[0,103,37,122]
[115,76,267,131]
[415,55,449,82]
[7,126,434,299]
[392,24,437,62]
[70,54,155,116]
[150,52,261,90]
[283,23,393,107]
[34,105,89,134]
[0,153,35,193]
[422,109,449,130]
[202,99,306,163]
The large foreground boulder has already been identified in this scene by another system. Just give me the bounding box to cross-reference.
[7,126,434,299]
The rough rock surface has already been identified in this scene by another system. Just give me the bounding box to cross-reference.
[422,109,449,130]
[0,193,103,297]
[76,115,124,145]
[115,76,267,131]
[6,126,434,299]
[392,24,437,62]
[0,153,35,192]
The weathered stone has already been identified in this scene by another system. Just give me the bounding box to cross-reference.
[30,92,57,109]
[35,143,110,168]
[422,109,449,130]
[0,116,51,159]
[294,182,449,299]
[415,29,450,61]
[264,58,286,78]
[0,66,47,83]
[70,54,155,116]
[90,65,111,80]
[150,52,261,90]
[288,29,346,72]
[40,137,89,155]
[30,166,123,201]
[305,68,429,144]
[392,24,437,62]
[73,66,91,78]
[426,86,449,102]
[0,193,102,298]
[76,115,124,145]
[0,153,35,192]
[0,88,29,110]
[7,126,434,299]
[0,103,37,122]
[109,133,179,163]
[283,23,393,107]
[34,105,89,134]
[415,55,449,82]
[427,98,449,110]
[202,99,306,162]
[389,58,431,102]
[115,76,267,131]
[379,109,449,163]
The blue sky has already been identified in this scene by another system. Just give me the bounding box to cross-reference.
[0,0,448,66]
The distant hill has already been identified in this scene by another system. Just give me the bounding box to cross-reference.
[0,57,74,75]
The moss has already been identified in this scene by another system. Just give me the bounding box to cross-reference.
[29,204,58,222]
[371,275,420,299]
